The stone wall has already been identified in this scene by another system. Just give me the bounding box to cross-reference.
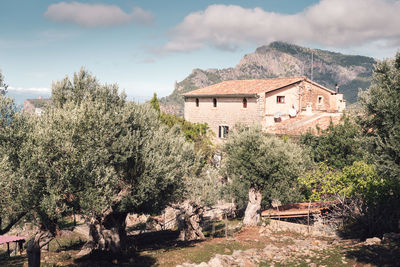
[184,95,262,138]
[301,81,342,112]
[265,84,300,116]
[184,80,344,137]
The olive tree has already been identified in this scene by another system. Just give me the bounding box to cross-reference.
[29,69,199,256]
[0,96,52,266]
[356,53,400,235]
[174,166,224,241]
[149,93,222,241]
[299,115,364,170]
[359,53,400,181]
[0,95,34,234]
[222,125,310,226]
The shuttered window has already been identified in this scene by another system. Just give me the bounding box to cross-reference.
[218,126,229,138]
[213,98,217,107]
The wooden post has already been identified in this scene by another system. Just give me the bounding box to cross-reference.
[163,210,166,231]
[307,200,311,233]
[277,206,280,230]
[7,242,10,256]
[224,213,228,239]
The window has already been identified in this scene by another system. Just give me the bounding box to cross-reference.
[213,98,217,107]
[318,96,323,104]
[277,96,285,103]
[218,125,229,138]
[196,98,199,107]
[242,98,247,108]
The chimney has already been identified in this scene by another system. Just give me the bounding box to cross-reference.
[335,84,339,93]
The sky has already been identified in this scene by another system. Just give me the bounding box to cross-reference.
[1,0,400,104]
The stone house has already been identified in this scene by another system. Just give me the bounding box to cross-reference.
[23,96,51,116]
[183,77,345,138]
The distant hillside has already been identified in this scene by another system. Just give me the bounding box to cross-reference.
[160,41,376,115]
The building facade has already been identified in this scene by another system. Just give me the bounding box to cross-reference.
[183,77,345,138]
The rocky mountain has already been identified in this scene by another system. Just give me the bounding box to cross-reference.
[161,41,376,115]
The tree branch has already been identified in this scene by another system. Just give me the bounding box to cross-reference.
[0,211,28,235]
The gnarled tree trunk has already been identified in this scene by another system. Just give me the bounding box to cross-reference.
[26,229,55,267]
[176,202,205,241]
[78,211,127,257]
[243,188,262,226]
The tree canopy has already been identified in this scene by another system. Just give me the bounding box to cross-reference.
[299,115,364,170]
[0,95,33,234]
[223,125,310,207]
[149,92,214,161]
[0,69,201,258]
[359,53,400,181]
[43,70,199,253]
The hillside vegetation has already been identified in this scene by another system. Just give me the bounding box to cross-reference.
[161,41,376,115]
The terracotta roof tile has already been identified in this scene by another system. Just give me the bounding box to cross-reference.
[183,77,305,96]
[267,114,341,136]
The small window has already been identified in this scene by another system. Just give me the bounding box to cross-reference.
[318,96,323,104]
[242,98,247,108]
[196,98,199,107]
[213,98,217,107]
[218,125,229,138]
[277,96,285,103]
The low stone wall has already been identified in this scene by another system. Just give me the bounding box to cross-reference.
[262,218,337,237]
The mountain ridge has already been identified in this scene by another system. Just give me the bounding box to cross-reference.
[161,41,376,115]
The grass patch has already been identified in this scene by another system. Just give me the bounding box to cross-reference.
[0,254,27,267]
[48,232,86,252]
[147,239,255,267]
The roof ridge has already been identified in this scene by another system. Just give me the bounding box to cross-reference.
[219,76,305,82]
[183,76,318,97]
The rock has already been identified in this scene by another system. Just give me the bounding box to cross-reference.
[162,206,180,229]
[208,255,231,267]
[126,213,150,228]
[224,248,231,253]
[73,224,90,239]
[365,237,381,245]
[203,202,236,221]
[232,250,243,257]
[311,240,320,246]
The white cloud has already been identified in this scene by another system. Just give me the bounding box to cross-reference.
[8,86,51,94]
[164,0,400,52]
[44,2,154,27]
[131,7,155,25]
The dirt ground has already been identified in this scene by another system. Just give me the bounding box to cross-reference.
[1,224,399,266]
